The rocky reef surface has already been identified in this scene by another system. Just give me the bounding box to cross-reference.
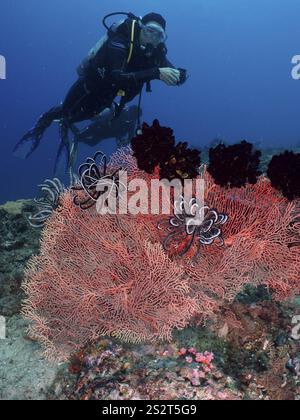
[0,198,299,400]
[0,200,71,400]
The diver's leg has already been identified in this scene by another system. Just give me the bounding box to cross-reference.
[68,139,79,185]
[56,79,113,178]
[53,79,93,177]
[62,79,94,122]
[37,106,63,126]
[14,106,63,158]
[68,124,81,185]
[54,120,70,176]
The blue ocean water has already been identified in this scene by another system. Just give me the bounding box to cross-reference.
[0,0,300,203]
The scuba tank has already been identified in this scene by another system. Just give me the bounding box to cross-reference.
[77,34,108,77]
[77,12,140,77]
[77,21,125,77]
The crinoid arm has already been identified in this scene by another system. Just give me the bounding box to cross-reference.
[28,178,65,228]
[72,151,125,211]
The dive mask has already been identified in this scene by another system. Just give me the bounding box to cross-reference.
[141,22,168,47]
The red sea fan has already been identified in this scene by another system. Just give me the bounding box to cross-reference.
[178,170,300,317]
[22,191,196,362]
[22,149,300,361]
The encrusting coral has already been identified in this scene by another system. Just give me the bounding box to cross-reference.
[22,140,300,362]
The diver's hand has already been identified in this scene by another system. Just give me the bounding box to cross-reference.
[159,68,181,86]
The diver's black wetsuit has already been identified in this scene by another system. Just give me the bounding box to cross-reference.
[15,17,185,173]
[57,20,176,121]
[77,105,142,147]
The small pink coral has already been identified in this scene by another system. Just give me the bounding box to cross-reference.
[185,356,193,364]
[196,351,214,365]
[179,348,187,356]
[191,377,201,387]
[195,353,206,363]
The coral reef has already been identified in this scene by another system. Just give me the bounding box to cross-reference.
[50,295,300,400]
[211,299,300,400]
[55,339,242,400]
[0,200,70,400]
[1,194,300,400]
[22,147,300,362]
[0,200,40,316]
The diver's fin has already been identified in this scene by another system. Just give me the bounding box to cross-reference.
[13,107,62,159]
[13,127,44,159]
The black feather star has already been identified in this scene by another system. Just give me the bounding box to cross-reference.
[158,195,228,261]
[159,142,201,182]
[131,119,176,174]
[131,120,201,181]
[267,151,300,201]
[72,151,126,210]
[208,141,262,188]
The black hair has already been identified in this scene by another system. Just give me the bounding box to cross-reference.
[141,13,166,30]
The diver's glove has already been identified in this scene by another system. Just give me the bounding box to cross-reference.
[159,67,181,86]
[177,68,188,86]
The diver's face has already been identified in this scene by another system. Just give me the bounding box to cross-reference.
[140,21,167,48]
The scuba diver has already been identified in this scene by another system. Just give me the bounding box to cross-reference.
[14,12,188,178]
[64,105,142,180]
[75,105,142,148]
